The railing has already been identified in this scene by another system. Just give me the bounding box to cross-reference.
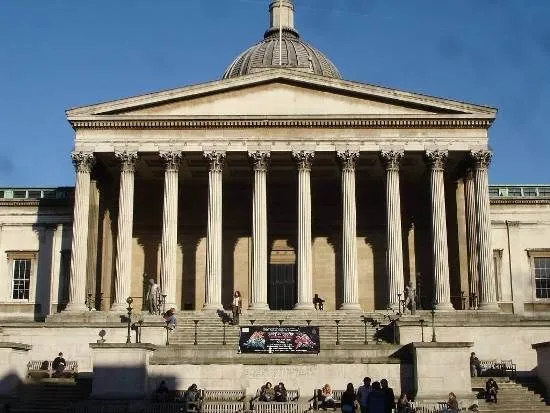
[489,185,550,198]
[0,187,73,200]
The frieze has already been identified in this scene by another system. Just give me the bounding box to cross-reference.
[70,117,494,130]
[336,150,359,171]
[115,151,138,173]
[292,150,315,171]
[204,151,226,172]
[248,151,270,172]
[379,150,404,171]
[71,152,95,173]
[424,150,448,171]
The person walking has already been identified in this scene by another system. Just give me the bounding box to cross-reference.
[356,377,371,413]
[380,379,395,413]
[341,383,356,413]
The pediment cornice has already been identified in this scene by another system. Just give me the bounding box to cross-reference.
[66,70,497,121]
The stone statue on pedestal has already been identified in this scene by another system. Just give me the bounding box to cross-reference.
[146,278,162,315]
[404,281,416,315]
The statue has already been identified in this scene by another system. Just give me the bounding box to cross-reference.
[146,278,162,315]
[403,281,416,315]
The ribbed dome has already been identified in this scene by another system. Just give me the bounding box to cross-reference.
[223,1,341,80]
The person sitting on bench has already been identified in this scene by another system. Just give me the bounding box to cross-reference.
[313,294,325,310]
[318,384,335,410]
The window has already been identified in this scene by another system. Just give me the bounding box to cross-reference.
[534,257,550,299]
[12,258,32,299]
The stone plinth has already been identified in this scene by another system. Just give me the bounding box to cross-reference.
[89,343,156,399]
[412,341,473,401]
[532,341,550,395]
[0,342,31,395]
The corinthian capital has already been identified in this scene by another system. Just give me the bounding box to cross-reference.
[204,150,226,172]
[115,151,138,173]
[292,150,315,171]
[159,151,182,172]
[379,150,404,171]
[424,150,448,171]
[71,152,95,173]
[470,150,492,170]
[336,150,359,172]
[248,151,270,172]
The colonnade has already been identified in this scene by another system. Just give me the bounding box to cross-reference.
[67,149,498,312]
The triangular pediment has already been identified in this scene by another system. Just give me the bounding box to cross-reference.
[67,70,496,120]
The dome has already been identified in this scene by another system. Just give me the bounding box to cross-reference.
[223,0,341,80]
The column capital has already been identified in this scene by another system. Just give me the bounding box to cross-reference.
[425,150,448,171]
[115,151,138,173]
[336,150,359,171]
[248,150,271,172]
[292,150,315,171]
[204,150,226,172]
[71,152,95,173]
[159,151,182,172]
[380,150,404,171]
[470,150,492,170]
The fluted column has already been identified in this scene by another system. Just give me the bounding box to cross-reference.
[471,150,499,310]
[425,150,454,310]
[203,151,225,310]
[111,151,138,311]
[380,150,405,310]
[293,150,315,310]
[65,152,95,312]
[464,168,479,308]
[249,151,270,310]
[160,151,182,310]
[337,150,360,310]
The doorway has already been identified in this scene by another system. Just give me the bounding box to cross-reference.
[268,264,296,310]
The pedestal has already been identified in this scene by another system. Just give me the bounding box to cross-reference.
[412,341,473,401]
[0,342,31,395]
[89,343,156,399]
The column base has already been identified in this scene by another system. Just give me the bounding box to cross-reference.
[202,303,222,311]
[478,302,500,311]
[294,302,315,310]
[110,302,128,312]
[339,302,362,311]
[63,302,88,313]
[434,302,455,311]
[248,303,270,310]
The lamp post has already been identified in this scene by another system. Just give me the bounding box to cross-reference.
[137,318,143,344]
[278,319,284,326]
[419,319,425,342]
[362,316,368,345]
[193,320,199,346]
[335,320,340,345]
[126,296,133,344]
[87,292,93,311]
[162,294,167,315]
[397,293,402,315]
[431,300,436,343]
[222,319,227,346]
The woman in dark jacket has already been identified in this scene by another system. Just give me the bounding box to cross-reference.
[341,383,356,413]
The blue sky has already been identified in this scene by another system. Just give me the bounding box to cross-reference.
[1,0,549,186]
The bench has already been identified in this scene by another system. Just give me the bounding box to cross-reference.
[203,390,246,401]
[27,360,78,378]
[253,401,300,413]
[202,401,246,413]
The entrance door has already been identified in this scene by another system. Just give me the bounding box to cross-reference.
[268,264,296,310]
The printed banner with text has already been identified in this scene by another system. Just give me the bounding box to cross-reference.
[239,326,320,354]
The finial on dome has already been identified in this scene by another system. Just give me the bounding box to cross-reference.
[266,0,299,38]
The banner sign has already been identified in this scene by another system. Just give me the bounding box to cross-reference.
[239,325,320,354]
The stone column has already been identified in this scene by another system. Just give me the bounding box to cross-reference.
[337,150,360,310]
[249,151,270,310]
[471,150,499,310]
[292,150,315,310]
[65,152,95,312]
[464,168,479,309]
[160,151,182,310]
[380,150,405,310]
[425,150,454,310]
[111,151,138,312]
[203,151,225,310]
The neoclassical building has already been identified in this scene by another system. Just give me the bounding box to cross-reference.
[2,2,550,400]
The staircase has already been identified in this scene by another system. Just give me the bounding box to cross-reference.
[471,377,550,412]
[8,378,91,413]
[166,311,388,347]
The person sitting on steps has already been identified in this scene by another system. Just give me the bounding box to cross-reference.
[485,378,498,403]
[313,294,325,310]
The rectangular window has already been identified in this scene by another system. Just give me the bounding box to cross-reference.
[534,257,550,299]
[12,259,31,300]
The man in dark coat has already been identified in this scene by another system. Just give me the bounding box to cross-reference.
[380,379,395,413]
